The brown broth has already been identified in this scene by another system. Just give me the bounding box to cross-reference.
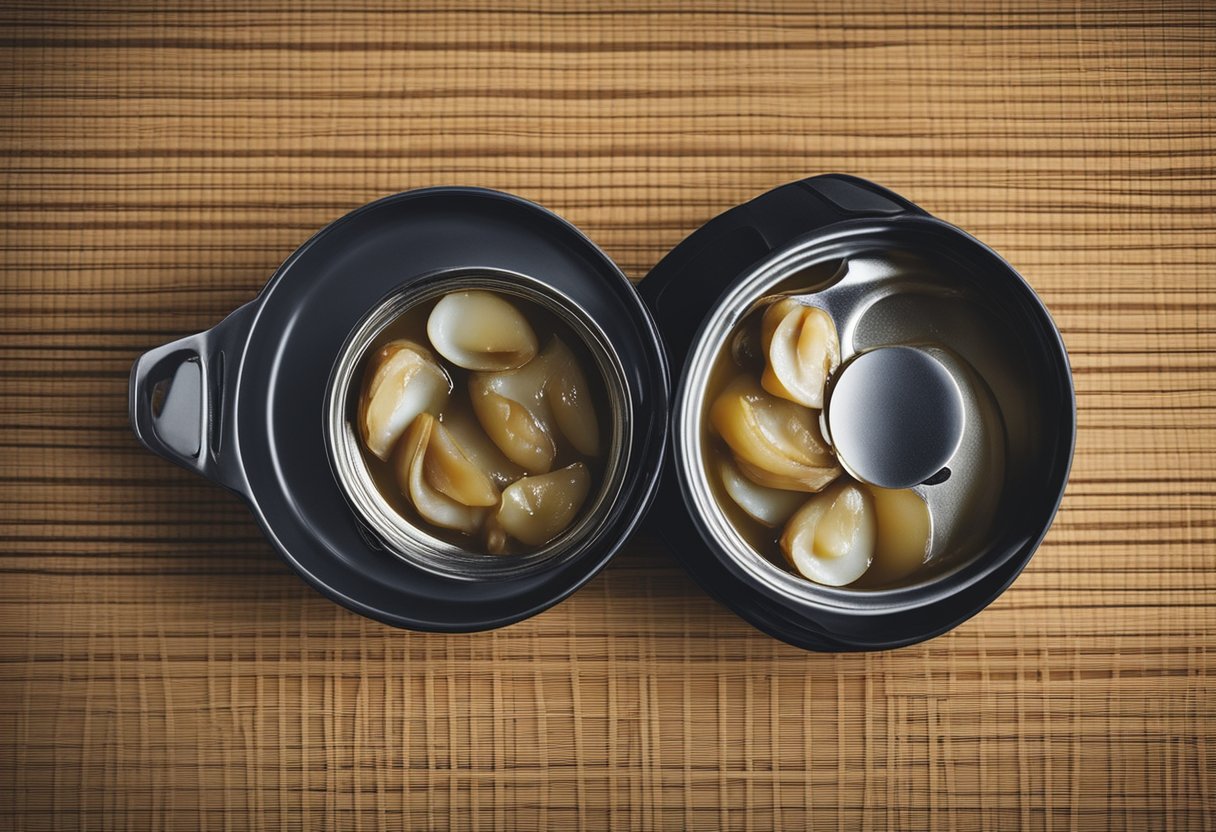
[352,293,609,555]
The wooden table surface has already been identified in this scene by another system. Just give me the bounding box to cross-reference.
[1,1,1213,829]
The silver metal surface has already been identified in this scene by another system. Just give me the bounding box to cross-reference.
[825,346,965,489]
[675,223,1027,612]
[326,267,632,581]
[153,360,203,458]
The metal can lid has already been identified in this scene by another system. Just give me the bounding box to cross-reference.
[825,346,965,490]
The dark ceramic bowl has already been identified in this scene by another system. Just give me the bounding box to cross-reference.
[130,188,668,631]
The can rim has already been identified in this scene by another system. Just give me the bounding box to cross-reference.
[323,266,634,582]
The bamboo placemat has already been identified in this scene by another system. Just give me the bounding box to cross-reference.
[1,1,1213,829]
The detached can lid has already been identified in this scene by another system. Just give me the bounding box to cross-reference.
[825,346,965,490]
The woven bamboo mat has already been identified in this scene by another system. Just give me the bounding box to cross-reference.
[1,1,1213,829]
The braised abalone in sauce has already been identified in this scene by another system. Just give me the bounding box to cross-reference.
[354,290,606,555]
[702,275,943,589]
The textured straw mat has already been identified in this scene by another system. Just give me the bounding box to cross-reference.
[0,1,1213,829]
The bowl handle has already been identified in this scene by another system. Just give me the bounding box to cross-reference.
[639,174,926,369]
[128,302,256,494]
